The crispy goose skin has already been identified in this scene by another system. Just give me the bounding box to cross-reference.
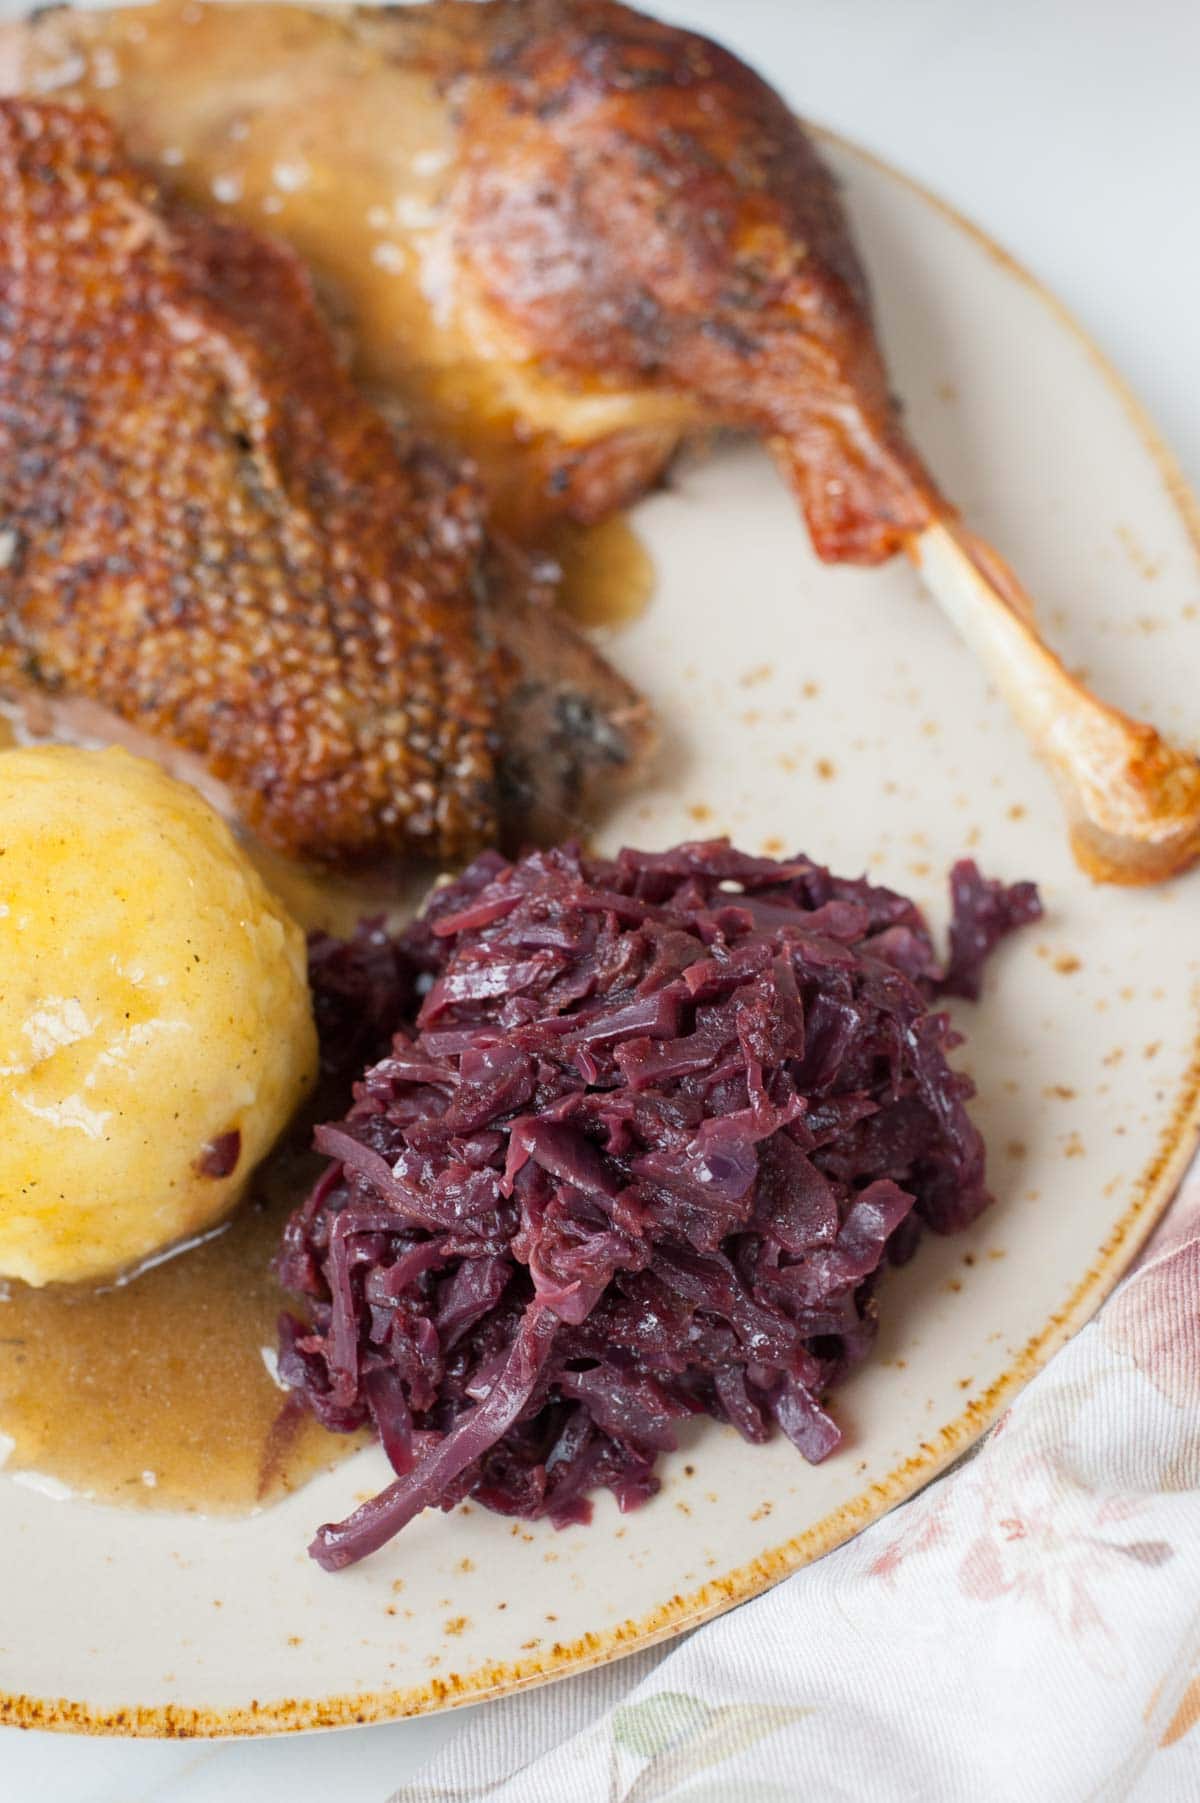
[0,99,650,863]
[438,0,943,561]
[3,0,941,555]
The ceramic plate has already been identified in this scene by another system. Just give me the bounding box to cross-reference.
[3,133,1199,1737]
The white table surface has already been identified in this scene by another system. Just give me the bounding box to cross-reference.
[4,0,1197,1796]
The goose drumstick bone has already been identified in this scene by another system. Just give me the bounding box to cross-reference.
[911,523,1200,883]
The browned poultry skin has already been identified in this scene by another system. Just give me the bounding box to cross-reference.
[0,99,650,864]
[441,0,942,562]
[4,0,942,559]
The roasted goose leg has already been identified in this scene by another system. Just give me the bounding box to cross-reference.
[7,1,1199,881]
[0,98,650,866]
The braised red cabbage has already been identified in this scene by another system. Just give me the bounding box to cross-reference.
[280,840,1039,1570]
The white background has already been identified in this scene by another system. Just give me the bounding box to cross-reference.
[4,0,1197,1797]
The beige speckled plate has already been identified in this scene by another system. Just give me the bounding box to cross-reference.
[3,133,1199,1738]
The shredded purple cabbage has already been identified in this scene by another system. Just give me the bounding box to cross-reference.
[942,860,1043,1001]
[282,840,1039,1570]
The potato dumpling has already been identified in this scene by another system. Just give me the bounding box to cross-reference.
[0,746,317,1286]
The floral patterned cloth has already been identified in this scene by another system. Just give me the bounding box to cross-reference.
[396,1162,1200,1803]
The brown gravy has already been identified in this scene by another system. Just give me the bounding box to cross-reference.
[550,516,656,633]
[0,1143,367,1514]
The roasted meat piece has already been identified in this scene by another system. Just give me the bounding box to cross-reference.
[0,99,650,864]
[1,0,937,556]
[4,4,1198,881]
